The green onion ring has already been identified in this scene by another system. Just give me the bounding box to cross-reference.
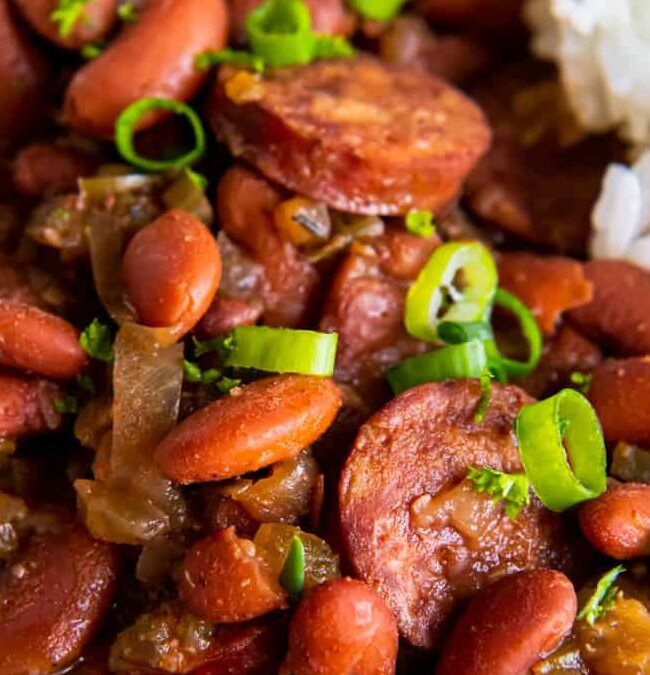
[489,288,542,378]
[515,388,607,512]
[386,341,487,395]
[225,326,338,377]
[348,0,407,21]
[114,98,206,172]
[405,241,498,343]
[438,321,494,345]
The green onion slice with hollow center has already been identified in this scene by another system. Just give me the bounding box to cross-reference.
[386,340,487,395]
[405,241,498,343]
[246,0,316,68]
[438,320,494,345]
[114,98,206,172]
[225,326,338,377]
[348,0,407,21]
[515,388,607,512]
[280,535,305,596]
[488,288,542,378]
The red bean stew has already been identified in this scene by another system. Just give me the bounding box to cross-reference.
[0,1,649,673]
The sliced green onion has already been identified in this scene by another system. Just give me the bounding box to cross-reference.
[348,0,406,21]
[578,565,625,626]
[54,394,79,415]
[313,35,355,59]
[474,369,493,423]
[515,389,607,512]
[80,43,103,60]
[115,98,206,172]
[438,321,493,345]
[405,241,498,342]
[405,209,436,239]
[246,0,316,67]
[80,319,114,363]
[196,49,265,73]
[50,0,90,38]
[225,326,338,377]
[570,371,592,395]
[280,535,305,596]
[386,341,487,395]
[489,288,542,378]
[467,466,530,519]
[117,0,137,22]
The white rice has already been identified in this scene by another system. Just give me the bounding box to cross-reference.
[525,0,650,146]
[590,150,650,268]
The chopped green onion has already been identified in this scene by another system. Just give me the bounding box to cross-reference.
[50,0,90,38]
[76,373,95,394]
[578,565,625,626]
[570,371,592,395]
[115,98,206,172]
[196,49,265,73]
[184,168,208,191]
[313,34,355,59]
[489,288,542,378]
[192,334,233,359]
[438,321,493,345]
[280,535,305,596]
[216,376,242,394]
[225,326,338,377]
[405,241,498,342]
[515,389,607,512]
[467,466,531,519]
[183,360,221,385]
[54,395,79,415]
[386,341,487,395]
[474,369,493,423]
[80,319,114,363]
[117,1,137,23]
[80,43,103,60]
[405,209,436,239]
[348,0,407,21]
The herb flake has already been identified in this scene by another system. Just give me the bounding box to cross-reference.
[467,466,531,519]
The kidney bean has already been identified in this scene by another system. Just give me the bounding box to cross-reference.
[63,0,228,138]
[437,570,577,675]
[579,483,650,560]
[197,295,263,338]
[568,260,650,356]
[0,0,50,147]
[280,578,398,675]
[587,357,650,445]
[14,0,117,50]
[179,527,288,622]
[0,522,119,673]
[122,209,221,336]
[13,143,101,198]
[156,375,342,483]
[0,373,62,439]
[497,252,593,333]
[0,301,87,379]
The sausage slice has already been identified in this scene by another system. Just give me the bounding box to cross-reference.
[339,380,578,648]
[209,56,491,215]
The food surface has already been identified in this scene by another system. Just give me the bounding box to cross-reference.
[0,1,649,673]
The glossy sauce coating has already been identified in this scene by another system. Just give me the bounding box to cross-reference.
[0,522,119,673]
[339,380,578,648]
[122,209,221,336]
[63,0,228,137]
[280,578,398,675]
[210,56,491,215]
[155,375,342,483]
[437,569,577,675]
[579,483,650,560]
[0,300,87,379]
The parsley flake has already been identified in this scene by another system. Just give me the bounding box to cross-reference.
[467,466,531,519]
[578,565,625,626]
[406,209,436,239]
[117,0,137,22]
[50,0,91,38]
[79,319,114,363]
[54,395,79,415]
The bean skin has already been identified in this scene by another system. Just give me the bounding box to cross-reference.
[197,295,263,337]
[0,301,87,379]
[179,527,288,622]
[155,375,342,484]
[0,373,62,439]
[13,0,117,50]
[122,209,221,337]
[280,578,398,675]
[63,0,228,137]
[579,483,650,560]
[587,357,650,445]
[437,569,577,675]
[0,522,119,674]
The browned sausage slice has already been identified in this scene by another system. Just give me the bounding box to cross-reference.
[209,56,491,215]
[339,380,578,648]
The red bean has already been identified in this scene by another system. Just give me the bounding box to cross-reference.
[280,578,398,675]
[179,527,288,622]
[122,209,221,337]
[437,570,577,675]
[0,522,119,673]
[579,483,650,560]
[0,301,87,379]
[197,295,263,337]
[0,373,62,439]
[63,0,228,137]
